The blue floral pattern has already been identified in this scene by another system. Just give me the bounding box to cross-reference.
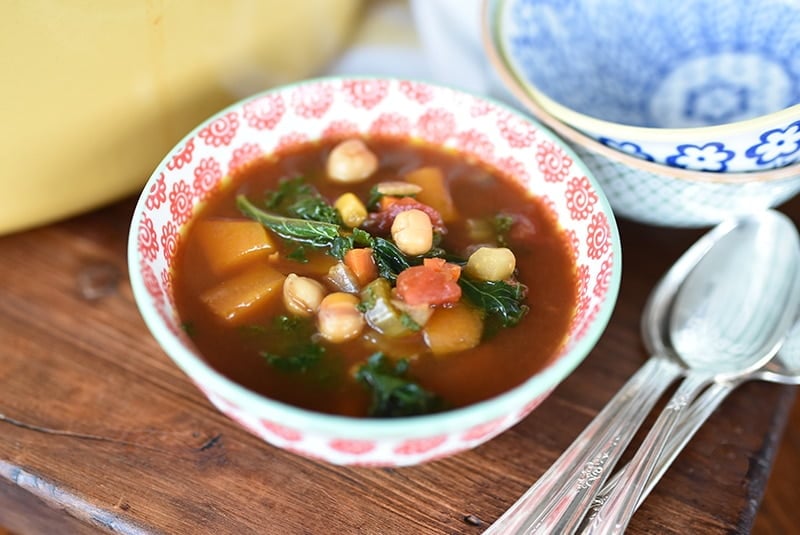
[745,121,800,166]
[502,0,800,128]
[665,143,735,172]
[598,138,655,162]
[500,0,800,171]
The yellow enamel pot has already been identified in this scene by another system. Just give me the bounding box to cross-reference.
[1,0,363,235]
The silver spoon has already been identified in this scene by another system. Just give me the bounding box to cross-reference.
[583,210,800,535]
[484,211,800,535]
[582,317,800,526]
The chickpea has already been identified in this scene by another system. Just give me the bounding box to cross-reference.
[391,209,433,256]
[464,247,516,281]
[282,273,327,317]
[326,139,378,183]
[317,292,365,343]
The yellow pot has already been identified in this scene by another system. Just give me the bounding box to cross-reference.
[0,0,363,235]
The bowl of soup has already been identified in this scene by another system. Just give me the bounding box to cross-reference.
[128,77,621,466]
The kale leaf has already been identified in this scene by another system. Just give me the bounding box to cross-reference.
[266,176,340,225]
[493,213,514,234]
[261,343,325,373]
[272,314,309,334]
[181,322,197,338]
[355,353,445,417]
[265,176,310,209]
[239,193,378,261]
[254,315,327,374]
[238,194,359,260]
[286,244,309,263]
[493,213,514,247]
[371,237,412,282]
[458,277,529,327]
[239,194,339,243]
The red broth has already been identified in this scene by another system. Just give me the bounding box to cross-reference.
[172,137,577,417]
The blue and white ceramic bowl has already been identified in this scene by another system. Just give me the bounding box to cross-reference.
[497,0,800,173]
[483,0,800,227]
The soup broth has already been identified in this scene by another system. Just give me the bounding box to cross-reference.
[173,137,577,417]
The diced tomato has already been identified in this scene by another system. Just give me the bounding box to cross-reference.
[363,196,447,235]
[422,257,461,281]
[395,259,462,306]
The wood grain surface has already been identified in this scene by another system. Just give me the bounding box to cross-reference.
[753,396,800,535]
[1,195,798,534]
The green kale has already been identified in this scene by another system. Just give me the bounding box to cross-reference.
[329,235,356,260]
[265,176,310,209]
[458,277,529,327]
[399,313,422,332]
[239,194,373,260]
[351,227,373,247]
[266,176,340,225]
[241,315,311,342]
[493,213,514,247]
[272,314,310,334]
[493,213,514,234]
[261,343,325,373]
[240,194,339,243]
[355,353,445,417]
[181,321,196,338]
[254,315,329,374]
[365,185,384,211]
[286,244,309,263]
[286,195,341,225]
[371,237,412,282]
[239,195,344,255]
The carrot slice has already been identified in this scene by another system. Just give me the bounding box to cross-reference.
[344,247,378,287]
[395,259,462,307]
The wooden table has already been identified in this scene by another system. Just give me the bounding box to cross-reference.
[1,194,797,535]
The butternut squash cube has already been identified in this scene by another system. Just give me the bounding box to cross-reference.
[404,166,458,223]
[200,263,285,323]
[423,302,483,355]
[194,218,276,276]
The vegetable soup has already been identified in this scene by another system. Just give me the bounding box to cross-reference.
[173,137,577,417]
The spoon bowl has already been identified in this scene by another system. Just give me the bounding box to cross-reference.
[669,213,800,376]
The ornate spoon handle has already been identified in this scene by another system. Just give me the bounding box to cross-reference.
[581,373,710,535]
[581,380,736,528]
[482,356,683,535]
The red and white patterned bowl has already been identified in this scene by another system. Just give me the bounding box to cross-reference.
[127,77,621,466]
